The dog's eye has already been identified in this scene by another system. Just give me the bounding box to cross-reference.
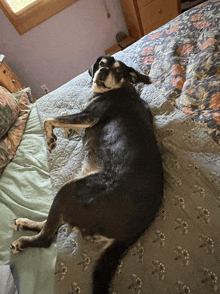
[99,61,106,67]
[116,68,121,74]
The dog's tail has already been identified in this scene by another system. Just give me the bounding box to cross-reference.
[92,234,142,294]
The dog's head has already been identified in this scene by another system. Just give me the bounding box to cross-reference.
[88,56,151,93]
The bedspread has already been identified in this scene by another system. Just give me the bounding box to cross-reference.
[34,1,220,292]
[36,56,220,294]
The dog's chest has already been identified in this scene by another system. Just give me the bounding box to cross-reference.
[83,95,100,108]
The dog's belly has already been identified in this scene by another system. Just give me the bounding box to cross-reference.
[75,141,101,180]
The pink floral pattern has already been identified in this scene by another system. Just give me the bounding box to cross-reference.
[125,0,220,144]
[0,88,33,175]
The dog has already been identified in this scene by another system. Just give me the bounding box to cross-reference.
[11,56,163,294]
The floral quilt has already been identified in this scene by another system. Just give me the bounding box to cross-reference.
[125,0,220,144]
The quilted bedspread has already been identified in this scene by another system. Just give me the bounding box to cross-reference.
[35,1,220,293]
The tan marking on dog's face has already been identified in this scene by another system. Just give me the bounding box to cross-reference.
[129,71,137,83]
[104,74,125,90]
[100,58,108,64]
[113,61,120,68]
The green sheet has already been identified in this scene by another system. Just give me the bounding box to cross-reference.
[0,105,56,294]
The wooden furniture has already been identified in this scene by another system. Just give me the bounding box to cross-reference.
[105,36,135,55]
[0,61,25,93]
[120,0,181,40]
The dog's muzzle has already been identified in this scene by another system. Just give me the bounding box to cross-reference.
[96,67,109,82]
[92,65,119,92]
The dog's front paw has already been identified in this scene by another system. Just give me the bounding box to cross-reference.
[47,133,57,153]
[10,239,25,253]
[44,119,57,153]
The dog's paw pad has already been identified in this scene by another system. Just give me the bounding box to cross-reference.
[13,218,22,231]
[10,240,24,254]
[48,135,57,144]
[47,134,57,153]
[47,142,57,153]
[13,218,28,231]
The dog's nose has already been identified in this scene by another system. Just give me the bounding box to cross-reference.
[99,67,109,81]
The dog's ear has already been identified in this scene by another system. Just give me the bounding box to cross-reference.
[88,56,104,78]
[127,67,151,84]
[88,63,97,78]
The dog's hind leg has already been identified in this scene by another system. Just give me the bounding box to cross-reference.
[10,176,92,254]
[13,218,46,233]
[10,190,67,253]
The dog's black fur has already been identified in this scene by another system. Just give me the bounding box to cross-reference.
[11,56,163,294]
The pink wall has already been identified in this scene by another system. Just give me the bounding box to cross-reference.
[0,0,127,98]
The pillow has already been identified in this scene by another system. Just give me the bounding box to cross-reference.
[0,86,20,138]
[0,87,33,176]
[12,87,33,103]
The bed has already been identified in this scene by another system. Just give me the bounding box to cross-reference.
[1,0,220,293]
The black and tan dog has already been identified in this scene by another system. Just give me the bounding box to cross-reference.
[11,56,163,294]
